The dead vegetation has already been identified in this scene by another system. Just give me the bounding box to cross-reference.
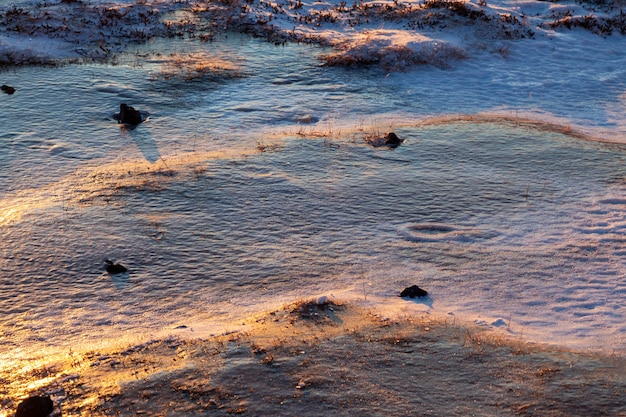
[0,0,535,71]
[543,8,626,35]
[1,0,624,72]
[150,51,244,81]
[4,0,623,72]
[321,41,467,70]
[286,298,346,324]
[256,141,284,153]
[4,302,625,417]
[0,46,60,68]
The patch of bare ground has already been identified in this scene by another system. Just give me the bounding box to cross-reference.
[6,301,625,416]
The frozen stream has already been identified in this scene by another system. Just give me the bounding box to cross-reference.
[1,32,626,369]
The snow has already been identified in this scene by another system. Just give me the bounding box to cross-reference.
[0,0,622,69]
[0,0,624,353]
[2,0,624,137]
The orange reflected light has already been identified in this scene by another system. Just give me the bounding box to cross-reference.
[152,51,242,81]
[0,206,24,226]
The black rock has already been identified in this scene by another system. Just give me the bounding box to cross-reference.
[15,395,53,417]
[1,84,16,95]
[116,103,143,125]
[104,259,128,274]
[385,132,404,148]
[400,285,428,298]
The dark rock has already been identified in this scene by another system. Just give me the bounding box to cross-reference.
[1,84,16,95]
[116,103,143,125]
[15,395,53,417]
[400,285,428,298]
[104,259,128,274]
[385,132,404,148]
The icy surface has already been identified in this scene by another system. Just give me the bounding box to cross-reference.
[0,0,625,369]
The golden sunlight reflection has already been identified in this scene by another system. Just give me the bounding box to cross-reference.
[150,51,243,81]
[0,206,22,226]
[0,149,254,227]
[0,198,46,226]
[0,114,603,229]
[0,350,67,401]
[0,186,76,226]
[0,336,194,414]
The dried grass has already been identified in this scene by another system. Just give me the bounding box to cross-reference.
[543,11,626,35]
[3,302,625,416]
[151,52,243,81]
[287,298,346,325]
[322,41,467,70]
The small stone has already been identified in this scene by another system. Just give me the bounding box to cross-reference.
[491,318,508,327]
[15,395,53,417]
[400,285,428,298]
[385,132,404,148]
[116,103,143,125]
[316,295,328,305]
[104,259,128,274]
[1,84,16,95]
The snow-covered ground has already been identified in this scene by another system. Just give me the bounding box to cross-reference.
[2,0,625,139]
[0,0,624,68]
[0,0,625,358]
